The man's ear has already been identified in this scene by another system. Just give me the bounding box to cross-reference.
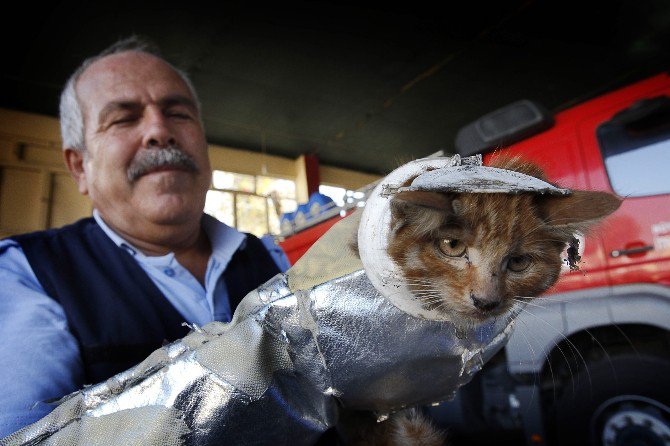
[63,148,89,195]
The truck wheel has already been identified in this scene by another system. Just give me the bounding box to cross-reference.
[553,354,670,446]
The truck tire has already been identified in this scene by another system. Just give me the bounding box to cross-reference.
[553,354,670,446]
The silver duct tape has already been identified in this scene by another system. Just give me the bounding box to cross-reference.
[304,271,516,410]
[2,270,516,446]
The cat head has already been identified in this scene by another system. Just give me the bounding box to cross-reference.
[387,157,621,325]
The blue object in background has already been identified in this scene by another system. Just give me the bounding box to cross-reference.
[293,203,311,227]
[279,212,295,234]
[279,192,337,234]
[307,192,336,217]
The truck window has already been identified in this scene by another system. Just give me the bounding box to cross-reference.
[597,96,670,197]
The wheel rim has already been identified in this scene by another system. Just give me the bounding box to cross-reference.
[592,395,670,446]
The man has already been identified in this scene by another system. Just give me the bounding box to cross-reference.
[0,38,289,437]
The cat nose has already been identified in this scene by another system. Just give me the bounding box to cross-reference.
[470,294,501,312]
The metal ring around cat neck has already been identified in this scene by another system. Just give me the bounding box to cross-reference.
[397,165,572,195]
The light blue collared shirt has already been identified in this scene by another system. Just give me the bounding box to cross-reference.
[0,213,290,437]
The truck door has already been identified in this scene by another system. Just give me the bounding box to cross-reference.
[579,94,670,287]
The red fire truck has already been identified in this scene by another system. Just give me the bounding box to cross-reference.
[280,73,670,446]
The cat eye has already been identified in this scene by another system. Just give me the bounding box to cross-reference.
[507,255,532,272]
[438,238,467,257]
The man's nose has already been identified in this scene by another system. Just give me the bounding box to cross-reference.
[142,109,176,148]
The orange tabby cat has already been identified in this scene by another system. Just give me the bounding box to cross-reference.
[344,157,620,446]
[388,156,620,327]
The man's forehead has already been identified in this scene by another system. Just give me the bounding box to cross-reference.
[76,51,194,113]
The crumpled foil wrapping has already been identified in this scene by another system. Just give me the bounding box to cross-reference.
[2,155,568,446]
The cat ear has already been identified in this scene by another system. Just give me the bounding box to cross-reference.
[392,191,452,210]
[390,191,454,235]
[538,190,621,230]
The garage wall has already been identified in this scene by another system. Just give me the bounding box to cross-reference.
[0,108,381,238]
[0,110,90,238]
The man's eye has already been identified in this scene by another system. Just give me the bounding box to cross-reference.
[167,110,192,119]
[438,239,467,257]
[110,116,136,126]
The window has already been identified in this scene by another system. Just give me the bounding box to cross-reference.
[597,96,670,198]
[601,139,670,197]
[204,170,297,236]
[319,185,366,208]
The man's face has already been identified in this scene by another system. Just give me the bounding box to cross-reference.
[71,51,212,235]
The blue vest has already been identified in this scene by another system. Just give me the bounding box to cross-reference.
[13,218,280,384]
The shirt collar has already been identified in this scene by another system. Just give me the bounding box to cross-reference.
[200,213,246,269]
[92,210,246,270]
[93,210,141,257]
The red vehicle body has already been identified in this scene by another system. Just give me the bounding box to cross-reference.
[484,73,670,297]
[280,213,349,265]
[280,73,670,446]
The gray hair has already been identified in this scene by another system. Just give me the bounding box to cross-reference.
[59,36,201,152]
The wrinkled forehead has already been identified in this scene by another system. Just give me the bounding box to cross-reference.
[75,51,195,124]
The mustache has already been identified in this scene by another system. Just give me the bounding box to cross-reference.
[127,146,199,182]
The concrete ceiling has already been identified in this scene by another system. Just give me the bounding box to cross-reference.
[2,0,669,174]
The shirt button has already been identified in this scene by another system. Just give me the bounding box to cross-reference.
[121,244,136,256]
[163,267,176,277]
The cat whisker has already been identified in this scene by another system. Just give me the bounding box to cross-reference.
[408,285,440,291]
[419,300,444,307]
[404,279,436,285]
[516,312,559,403]
[411,290,442,296]
[611,324,643,361]
[515,295,578,305]
[434,300,452,314]
[415,296,444,304]
[529,237,578,244]
[512,303,577,397]
[519,296,616,310]
[581,328,620,389]
[409,290,441,294]
[417,296,442,301]
[516,303,624,397]
[411,288,441,293]
[415,297,443,303]
[514,296,563,306]
[515,319,537,407]
[517,306,589,395]
[512,298,546,310]
[410,290,441,297]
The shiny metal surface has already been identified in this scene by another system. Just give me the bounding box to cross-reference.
[2,155,535,445]
[404,164,571,195]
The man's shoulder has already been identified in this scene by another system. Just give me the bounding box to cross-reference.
[5,217,97,244]
[0,237,23,261]
[0,237,38,281]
